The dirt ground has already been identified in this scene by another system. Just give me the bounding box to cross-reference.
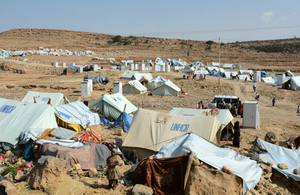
[0,29,300,194]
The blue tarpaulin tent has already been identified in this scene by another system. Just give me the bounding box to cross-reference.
[110,112,133,132]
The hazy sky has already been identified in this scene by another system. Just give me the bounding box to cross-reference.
[0,0,299,42]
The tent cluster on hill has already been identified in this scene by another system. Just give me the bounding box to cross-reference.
[120,71,181,96]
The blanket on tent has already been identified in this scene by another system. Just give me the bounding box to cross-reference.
[38,143,110,170]
[133,152,193,195]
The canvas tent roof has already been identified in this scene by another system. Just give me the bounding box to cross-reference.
[89,93,138,120]
[0,98,58,148]
[120,70,139,80]
[222,64,234,69]
[290,76,300,91]
[56,101,100,128]
[239,70,253,75]
[155,133,262,194]
[194,68,209,75]
[123,80,147,94]
[147,76,167,91]
[131,73,153,81]
[168,108,234,131]
[22,91,69,106]
[152,80,180,96]
[122,108,222,159]
[84,74,108,84]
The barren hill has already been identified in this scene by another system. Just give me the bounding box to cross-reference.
[1,28,299,72]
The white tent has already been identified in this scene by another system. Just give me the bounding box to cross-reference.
[120,70,139,80]
[123,80,147,94]
[55,101,100,128]
[239,70,253,75]
[155,133,262,194]
[89,93,138,120]
[222,64,234,69]
[152,80,180,96]
[22,91,69,106]
[168,108,234,131]
[131,73,153,81]
[147,76,167,91]
[194,68,209,75]
[122,108,222,160]
[290,76,300,91]
[211,62,220,66]
[261,77,276,84]
[0,98,58,147]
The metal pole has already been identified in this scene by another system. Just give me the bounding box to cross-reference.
[218,37,221,93]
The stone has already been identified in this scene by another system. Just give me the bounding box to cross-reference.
[26,158,66,191]
[258,158,265,163]
[293,169,300,175]
[267,161,274,166]
[277,163,288,170]
[132,184,153,195]
[73,164,81,170]
[263,173,272,180]
[0,180,18,195]
[5,151,13,157]
[114,129,122,136]
[192,157,201,166]
[260,163,272,173]
[222,166,234,174]
[88,168,98,177]
[248,188,260,195]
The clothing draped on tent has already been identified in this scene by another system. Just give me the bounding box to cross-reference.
[133,152,193,195]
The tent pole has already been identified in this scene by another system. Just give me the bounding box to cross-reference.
[123,104,127,112]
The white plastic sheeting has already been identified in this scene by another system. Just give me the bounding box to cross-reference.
[56,101,100,128]
[155,133,262,194]
[261,77,276,84]
[257,138,300,182]
[22,91,69,106]
[36,139,84,148]
[290,76,300,91]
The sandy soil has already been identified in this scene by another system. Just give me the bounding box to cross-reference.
[0,29,300,194]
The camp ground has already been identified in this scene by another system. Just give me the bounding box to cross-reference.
[89,93,138,120]
[122,80,147,94]
[22,91,69,106]
[122,108,223,160]
[0,98,58,148]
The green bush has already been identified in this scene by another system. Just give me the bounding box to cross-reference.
[111,35,122,43]
[206,40,214,45]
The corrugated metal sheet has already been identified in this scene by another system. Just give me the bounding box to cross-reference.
[243,101,259,128]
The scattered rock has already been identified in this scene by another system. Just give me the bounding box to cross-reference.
[192,157,201,166]
[222,166,235,174]
[247,188,260,195]
[73,164,81,170]
[132,184,153,195]
[258,158,265,163]
[267,161,274,166]
[293,169,300,175]
[277,164,288,170]
[260,163,272,173]
[26,158,66,191]
[264,173,272,180]
[88,168,98,177]
[0,180,18,195]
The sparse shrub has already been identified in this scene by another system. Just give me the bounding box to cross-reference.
[111,35,122,43]
[180,41,187,45]
[206,40,214,45]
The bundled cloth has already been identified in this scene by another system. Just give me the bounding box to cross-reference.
[133,152,193,195]
[71,128,102,143]
[38,142,110,170]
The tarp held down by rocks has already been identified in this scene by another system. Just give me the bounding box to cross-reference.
[257,138,300,182]
[133,152,193,195]
[56,101,100,128]
[83,74,109,84]
[155,133,262,194]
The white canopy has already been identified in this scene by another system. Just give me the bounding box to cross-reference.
[22,91,69,106]
[89,93,138,120]
[123,80,147,94]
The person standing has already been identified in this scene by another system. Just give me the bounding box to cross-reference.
[253,82,257,92]
[297,106,300,116]
[245,76,248,85]
[233,121,240,148]
[272,97,276,106]
[106,148,124,190]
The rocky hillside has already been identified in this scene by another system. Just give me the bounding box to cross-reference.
[0,28,300,72]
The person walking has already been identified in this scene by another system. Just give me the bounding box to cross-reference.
[272,97,276,106]
[245,77,248,85]
[253,82,257,92]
